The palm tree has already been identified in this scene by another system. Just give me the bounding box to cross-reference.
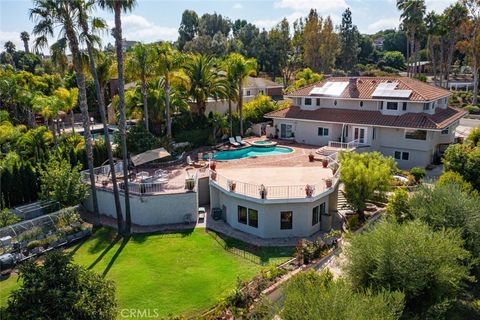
[20,31,30,53]
[49,38,68,75]
[54,87,78,134]
[98,0,136,235]
[31,93,60,145]
[154,43,185,137]
[221,55,239,135]
[127,43,154,131]
[227,53,257,136]
[184,54,228,114]
[30,0,99,217]
[76,0,125,233]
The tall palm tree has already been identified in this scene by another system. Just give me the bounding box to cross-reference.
[76,0,124,233]
[98,0,136,235]
[54,87,78,134]
[30,0,99,217]
[127,43,154,132]
[49,38,68,75]
[154,43,185,137]
[31,93,60,146]
[221,55,239,135]
[20,31,30,53]
[184,54,228,114]
[227,53,257,136]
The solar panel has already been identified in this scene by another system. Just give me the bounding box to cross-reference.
[372,82,412,99]
[309,82,349,97]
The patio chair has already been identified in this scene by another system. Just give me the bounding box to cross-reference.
[186,155,194,166]
[137,171,149,180]
[229,137,240,147]
[235,136,247,145]
[154,169,164,178]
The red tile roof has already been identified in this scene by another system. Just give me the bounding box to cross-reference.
[265,106,466,130]
[287,77,450,101]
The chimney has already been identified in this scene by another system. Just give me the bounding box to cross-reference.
[349,77,359,97]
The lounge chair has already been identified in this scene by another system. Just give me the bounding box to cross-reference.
[229,137,240,147]
[186,155,194,165]
[235,136,246,145]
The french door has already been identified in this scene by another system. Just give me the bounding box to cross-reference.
[280,123,293,139]
[353,127,367,144]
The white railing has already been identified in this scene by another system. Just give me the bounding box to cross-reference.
[327,139,359,150]
[209,170,339,200]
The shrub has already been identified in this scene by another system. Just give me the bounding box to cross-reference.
[243,95,282,124]
[344,220,471,315]
[386,188,410,222]
[115,124,158,155]
[409,167,426,183]
[27,240,42,250]
[0,208,20,228]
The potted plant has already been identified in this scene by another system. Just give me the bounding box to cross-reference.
[185,178,195,191]
[228,180,236,192]
[308,152,315,162]
[322,158,329,168]
[325,178,333,188]
[305,184,315,197]
[259,184,267,199]
[209,160,217,171]
[210,171,217,181]
[101,179,109,187]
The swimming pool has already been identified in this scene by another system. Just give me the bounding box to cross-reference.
[213,146,294,161]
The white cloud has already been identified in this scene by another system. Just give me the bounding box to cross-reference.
[366,17,400,33]
[254,12,304,31]
[233,3,243,9]
[274,0,348,15]
[107,14,178,43]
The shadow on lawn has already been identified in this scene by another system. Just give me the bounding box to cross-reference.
[102,236,129,277]
[130,228,195,244]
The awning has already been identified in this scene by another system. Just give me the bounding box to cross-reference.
[130,148,171,166]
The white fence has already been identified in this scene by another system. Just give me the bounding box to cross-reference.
[327,139,359,150]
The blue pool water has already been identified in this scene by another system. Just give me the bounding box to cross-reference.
[213,146,294,161]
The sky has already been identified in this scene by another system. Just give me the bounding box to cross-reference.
[0,0,456,52]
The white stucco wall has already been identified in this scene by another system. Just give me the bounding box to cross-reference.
[83,189,198,226]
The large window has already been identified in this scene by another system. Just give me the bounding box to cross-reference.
[318,127,329,136]
[386,102,398,110]
[312,206,319,226]
[423,103,431,111]
[248,209,258,228]
[305,98,312,106]
[280,211,293,230]
[405,129,427,140]
[316,98,321,106]
[320,202,326,215]
[441,127,449,135]
[402,102,407,111]
[394,151,409,161]
[238,206,247,224]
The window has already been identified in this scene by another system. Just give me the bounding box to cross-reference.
[246,90,251,96]
[318,127,329,136]
[316,98,321,106]
[394,151,410,161]
[405,129,427,140]
[319,202,326,215]
[334,100,337,106]
[312,206,319,226]
[238,206,247,224]
[305,98,312,106]
[280,123,294,139]
[380,101,384,110]
[423,103,430,111]
[360,101,364,107]
[248,209,258,228]
[441,127,449,135]
[280,211,293,230]
[372,127,376,140]
[402,102,407,111]
[386,102,398,110]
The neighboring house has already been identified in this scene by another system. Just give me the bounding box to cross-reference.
[122,38,139,51]
[204,76,284,115]
[266,77,466,169]
[373,37,384,49]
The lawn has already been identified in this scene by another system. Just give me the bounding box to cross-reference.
[0,227,293,318]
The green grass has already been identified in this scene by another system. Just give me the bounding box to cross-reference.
[1,228,293,318]
[0,274,19,308]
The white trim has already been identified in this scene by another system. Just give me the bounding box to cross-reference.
[286,94,451,103]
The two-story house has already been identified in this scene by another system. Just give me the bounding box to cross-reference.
[266,77,466,169]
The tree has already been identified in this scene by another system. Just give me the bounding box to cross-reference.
[198,12,231,37]
[408,183,480,259]
[38,157,88,207]
[98,0,136,235]
[178,9,199,51]
[127,43,155,131]
[281,270,405,320]
[30,0,99,217]
[4,41,16,54]
[184,54,227,114]
[385,188,410,222]
[6,250,116,319]
[344,220,472,315]
[20,31,30,53]
[54,87,78,134]
[226,53,257,136]
[462,0,480,104]
[288,68,323,91]
[443,143,480,190]
[50,38,68,75]
[0,208,21,228]
[303,9,322,72]
[222,54,240,134]
[338,8,360,72]
[382,51,406,70]
[339,152,395,220]
[76,0,124,233]
[268,18,291,80]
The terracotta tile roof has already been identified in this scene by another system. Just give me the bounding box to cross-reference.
[287,76,450,101]
[265,106,466,130]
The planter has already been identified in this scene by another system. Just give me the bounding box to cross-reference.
[211,171,217,181]
[228,180,236,192]
[308,154,315,162]
[325,179,333,188]
[209,160,217,171]
[259,184,267,199]
[322,159,328,168]
[101,180,109,187]
[305,185,315,197]
[185,178,195,191]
